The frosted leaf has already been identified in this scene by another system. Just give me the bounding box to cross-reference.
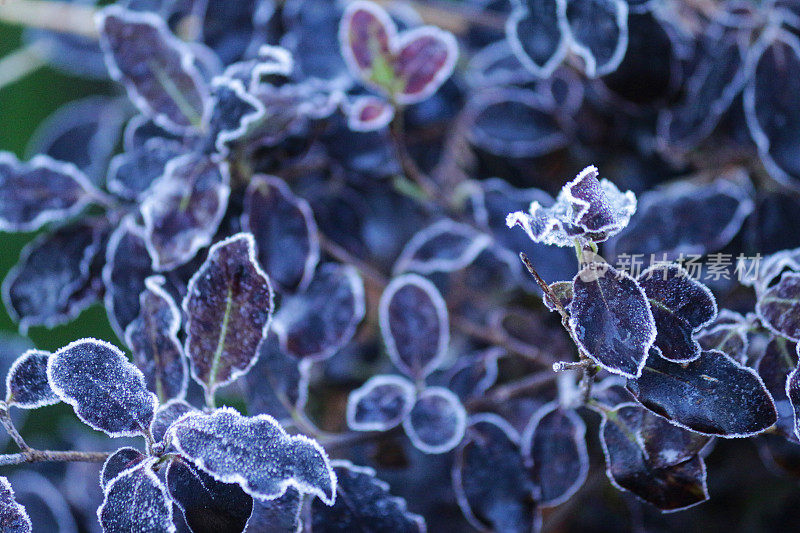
[97,459,175,533]
[96,6,208,134]
[168,407,336,504]
[756,271,800,341]
[339,0,457,104]
[522,402,588,507]
[506,166,636,247]
[271,264,365,361]
[5,350,58,409]
[100,447,145,491]
[47,339,157,437]
[106,137,183,201]
[638,264,717,363]
[638,410,711,469]
[566,0,629,77]
[600,403,709,512]
[345,95,394,132]
[379,274,449,379]
[403,387,466,454]
[569,263,656,378]
[241,175,320,293]
[141,153,230,271]
[696,309,750,364]
[786,343,800,441]
[3,218,106,332]
[166,457,253,533]
[7,471,79,533]
[207,77,266,154]
[150,399,195,444]
[393,220,491,276]
[125,275,188,402]
[311,461,426,533]
[441,347,502,401]
[103,216,153,338]
[453,414,540,533]
[346,374,416,432]
[627,349,777,437]
[0,477,32,533]
[183,233,273,397]
[506,0,569,77]
[0,152,97,233]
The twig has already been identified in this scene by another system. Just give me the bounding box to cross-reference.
[0,0,98,38]
[467,370,555,410]
[0,405,29,452]
[0,450,111,466]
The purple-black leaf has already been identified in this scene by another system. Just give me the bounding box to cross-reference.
[0,476,32,533]
[141,153,231,271]
[272,263,365,361]
[183,233,274,398]
[600,403,709,512]
[47,339,157,437]
[569,263,656,378]
[442,347,502,401]
[103,216,153,339]
[627,349,777,437]
[3,218,106,332]
[100,447,146,491]
[106,137,184,201]
[638,410,712,469]
[638,264,717,363]
[756,271,800,342]
[346,374,416,432]
[244,336,308,423]
[244,490,302,533]
[151,399,195,444]
[0,152,97,233]
[167,407,336,504]
[166,457,253,533]
[404,387,466,454]
[565,0,629,77]
[393,220,491,276]
[97,459,175,533]
[97,5,209,134]
[207,77,266,154]
[125,275,188,402]
[241,175,320,293]
[522,402,589,507]
[757,336,797,440]
[785,342,800,441]
[379,274,449,379]
[506,0,569,77]
[311,460,426,533]
[5,350,58,409]
[696,309,750,364]
[453,414,540,533]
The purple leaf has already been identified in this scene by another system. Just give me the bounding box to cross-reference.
[183,233,274,398]
[100,447,146,491]
[167,407,336,504]
[241,175,320,293]
[141,153,231,271]
[404,387,466,454]
[346,374,416,432]
[0,477,32,533]
[47,339,157,438]
[244,490,302,533]
[98,459,175,533]
[0,152,98,232]
[150,399,195,444]
[106,137,184,201]
[125,275,188,401]
[207,77,266,154]
[97,5,209,134]
[5,350,58,409]
[393,220,491,276]
[565,0,629,77]
[506,0,569,77]
[756,271,800,341]
[345,95,394,132]
[379,274,449,379]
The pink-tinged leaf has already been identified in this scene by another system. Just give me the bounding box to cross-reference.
[5,350,58,409]
[394,27,458,104]
[183,233,274,399]
[241,175,320,293]
[141,153,231,271]
[47,339,157,438]
[167,407,336,505]
[339,1,395,75]
[0,152,98,233]
[96,5,209,134]
[0,477,32,533]
[98,459,176,533]
[125,275,188,402]
[346,95,394,132]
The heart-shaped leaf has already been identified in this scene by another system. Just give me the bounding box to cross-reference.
[167,407,336,504]
[346,374,416,432]
[47,339,157,437]
[183,233,274,399]
[0,152,97,233]
[627,349,777,437]
[569,263,656,378]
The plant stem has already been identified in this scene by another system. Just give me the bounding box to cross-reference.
[0,0,98,38]
[0,450,110,466]
[389,109,439,201]
[0,404,29,452]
